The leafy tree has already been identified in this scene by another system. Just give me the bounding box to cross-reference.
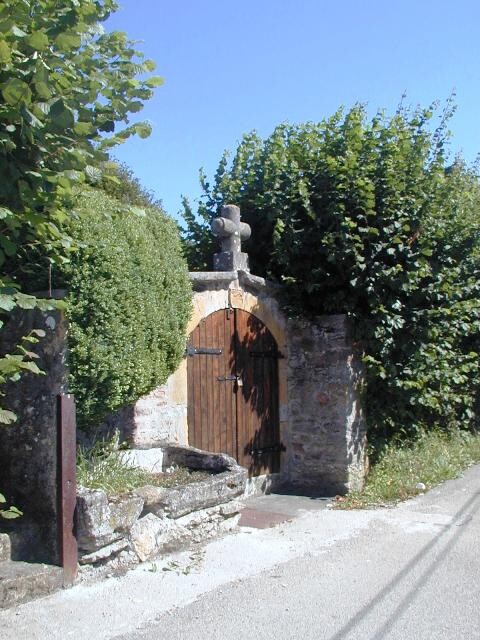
[182,103,480,442]
[0,0,163,518]
[0,0,163,420]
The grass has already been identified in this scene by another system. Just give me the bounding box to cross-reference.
[337,429,480,509]
[77,437,210,495]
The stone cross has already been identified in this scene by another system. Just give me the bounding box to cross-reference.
[211,204,251,272]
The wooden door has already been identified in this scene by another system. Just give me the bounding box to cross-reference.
[187,308,281,475]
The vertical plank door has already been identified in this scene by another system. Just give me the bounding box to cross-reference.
[187,309,236,460]
[187,309,280,475]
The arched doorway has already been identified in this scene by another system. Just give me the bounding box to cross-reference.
[187,308,282,476]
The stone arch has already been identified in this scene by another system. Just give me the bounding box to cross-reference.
[186,284,288,421]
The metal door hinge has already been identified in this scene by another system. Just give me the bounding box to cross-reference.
[185,346,222,357]
[248,444,286,455]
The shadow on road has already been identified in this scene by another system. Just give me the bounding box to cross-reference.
[328,489,480,640]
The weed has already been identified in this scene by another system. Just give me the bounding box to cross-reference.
[77,434,210,495]
[338,429,480,509]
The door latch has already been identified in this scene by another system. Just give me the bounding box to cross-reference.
[217,375,243,387]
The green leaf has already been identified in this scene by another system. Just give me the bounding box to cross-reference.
[0,236,16,257]
[25,31,49,50]
[0,207,13,219]
[22,107,44,128]
[0,39,11,64]
[35,81,52,99]
[15,293,37,309]
[0,506,23,519]
[11,25,27,38]
[0,294,15,311]
[50,99,74,129]
[85,165,103,183]
[145,76,164,88]
[1,78,32,106]
[54,32,81,49]
[135,122,152,139]
[74,121,94,136]
[0,409,17,424]
[19,361,43,375]
[144,60,156,71]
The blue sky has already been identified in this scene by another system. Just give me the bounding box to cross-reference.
[106,0,480,220]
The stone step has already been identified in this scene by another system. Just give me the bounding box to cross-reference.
[0,561,64,609]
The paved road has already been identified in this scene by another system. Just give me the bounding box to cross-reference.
[1,465,479,640]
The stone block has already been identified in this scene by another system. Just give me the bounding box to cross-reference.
[175,501,242,544]
[120,448,164,472]
[109,494,144,533]
[76,487,120,552]
[129,514,188,562]
[139,469,247,519]
[164,445,238,472]
[78,538,129,565]
[0,561,63,609]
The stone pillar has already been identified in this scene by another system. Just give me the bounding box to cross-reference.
[286,315,366,495]
[0,301,68,563]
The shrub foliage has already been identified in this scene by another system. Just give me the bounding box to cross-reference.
[59,187,191,430]
[183,103,480,441]
[0,0,162,422]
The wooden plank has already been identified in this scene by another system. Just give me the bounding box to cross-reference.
[198,319,207,451]
[228,308,237,461]
[205,314,213,451]
[221,310,233,459]
[235,309,280,476]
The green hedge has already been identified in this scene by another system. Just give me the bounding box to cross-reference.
[63,187,191,430]
[182,103,480,442]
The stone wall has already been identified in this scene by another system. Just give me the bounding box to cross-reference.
[285,315,367,494]
[108,273,367,496]
[106,269,289,452]
[0,277,367,575]
[0,302,68,563]
[75,447,247,570]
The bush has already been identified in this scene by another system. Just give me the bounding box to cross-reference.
[59,187,191,430]
[182,102,480,440]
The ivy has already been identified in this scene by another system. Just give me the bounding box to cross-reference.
[182,102,480,441]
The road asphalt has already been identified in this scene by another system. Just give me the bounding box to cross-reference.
[0,464,479,640]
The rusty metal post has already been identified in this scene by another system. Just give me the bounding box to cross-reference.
[57,394,78,585]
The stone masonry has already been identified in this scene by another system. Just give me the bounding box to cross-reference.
[285,315,366,494]
[0,295,68,564]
